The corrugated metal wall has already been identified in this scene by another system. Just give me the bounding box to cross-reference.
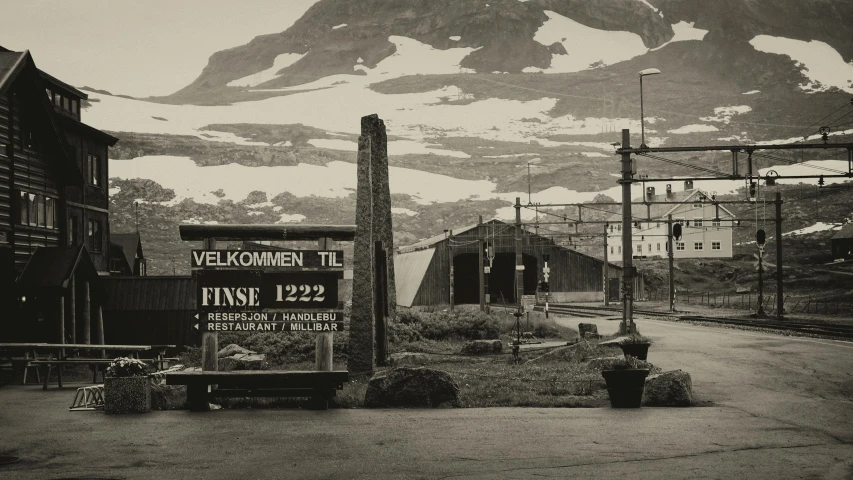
[400,222,626,306]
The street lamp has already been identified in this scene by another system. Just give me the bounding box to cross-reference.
[639,68,661,149]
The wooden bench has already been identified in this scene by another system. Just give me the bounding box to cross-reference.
[166,371,350,412]
[29,359,117,389]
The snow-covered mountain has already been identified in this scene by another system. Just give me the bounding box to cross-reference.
[83,0,853,274]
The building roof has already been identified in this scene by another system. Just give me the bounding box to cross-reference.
[17,245,103,299]
[56,114,119,146]
[39,69,88,99]
[399,219,536,253]
[110,233,143,269]
[0,48,84,184]
[102,276,197,311]
[394,248,435,307]
[606,189,736,223]
[832,224,853,240]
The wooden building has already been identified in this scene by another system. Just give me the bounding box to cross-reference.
[110,233,146,275]
[394,220,632,308]
[0,47,118,344]
[831,224,853,261]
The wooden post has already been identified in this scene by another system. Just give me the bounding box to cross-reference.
[603,223,609,306]
[69,275,76,344]
[82,281,91,344]
[96,304,106,358]
[202,237,218,372]
[448,230,454,311]
[316,237,334,372]
[478,216,485,312]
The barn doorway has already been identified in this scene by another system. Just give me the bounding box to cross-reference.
[453,252,537,305]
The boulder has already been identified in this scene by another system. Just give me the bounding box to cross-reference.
[364,367,461,408]
[461,339,502,355]
[218,344,255,359]
[578,323,599,339]
[643,370,693,406]
[389,352,431,367]
[219,353,267,371]
[150,384,188,410]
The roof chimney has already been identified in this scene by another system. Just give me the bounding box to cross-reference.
[645,186,655,202]
[666,184,673,199]
[684,180,694,190]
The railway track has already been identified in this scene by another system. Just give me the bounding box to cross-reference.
[537,303,853,341]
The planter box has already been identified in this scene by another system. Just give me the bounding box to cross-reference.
[619,343,650,361]
[601,369,650,408]
[104,377,151,414]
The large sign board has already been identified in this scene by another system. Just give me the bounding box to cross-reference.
[193,249,344,332]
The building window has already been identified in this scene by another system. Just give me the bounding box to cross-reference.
[46,88,52,100]
[18,191,56,229]
[19,191,29,225]
[45,197,55,229]
[54,92,62,107]
[693,203,702,209]
[88,219,102,252]
[71,99,78,115]
[87,153,101,186]
[665,243,668,252]
[694,242,703,251]
[69,215,78,245]
[694,218,703,227]
[618,246,622,254]
[637,244,642,253]
[676,242,685,251]
[63,97,69,111]
[610,246,614,254]
[35,195,46,227]
[712,241,721,250]
[657,243,661,251]
[712,219,721,227]
[648,244,651,253]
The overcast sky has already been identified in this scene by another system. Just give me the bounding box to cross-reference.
[0,0,319,98]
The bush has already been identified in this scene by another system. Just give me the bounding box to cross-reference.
[391,308,501,342]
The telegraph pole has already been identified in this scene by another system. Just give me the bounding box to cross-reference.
[478,215,485,312]
[667,214,675,312]
[756,228,766,316]
[448,230,454,311]
[513,197,524,360]
[775,192,784,320]
[620,129,635,334]
[603,223,609,306]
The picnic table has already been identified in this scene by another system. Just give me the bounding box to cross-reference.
[0,344,153,389]
[0,343,48,384]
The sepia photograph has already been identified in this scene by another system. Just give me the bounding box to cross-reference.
[1,0,852,478]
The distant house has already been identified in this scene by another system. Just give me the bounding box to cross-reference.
[607,181,736,260]
[831,224,853,261]
[110,233,146,275]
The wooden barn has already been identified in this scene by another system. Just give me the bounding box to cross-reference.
[831,224,853,261]
[395,220,633,308]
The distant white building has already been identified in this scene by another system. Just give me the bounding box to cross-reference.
[607,181,736,260]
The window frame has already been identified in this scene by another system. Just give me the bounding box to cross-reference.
[694,217,703,227]
[87,153,101,187]
[694,242,704,251]
[676,242,685,251]
[712,241,721,250]
[88,219,103,252]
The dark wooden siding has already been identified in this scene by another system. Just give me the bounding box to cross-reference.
[0,97,12,236]
[6,91,62,271]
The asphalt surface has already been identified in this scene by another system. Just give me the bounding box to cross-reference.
[1,315,852,479]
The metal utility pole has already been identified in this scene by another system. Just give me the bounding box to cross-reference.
[603,223,609,306]
[775,192,784,320]
[448,230,454,311]
[478,215,485,312]
[620,129,635,334]
[513,197,524,361]
[756,228,766,316]
[667,214,674,312]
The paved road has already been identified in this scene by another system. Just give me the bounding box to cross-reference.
[1,316,852,479]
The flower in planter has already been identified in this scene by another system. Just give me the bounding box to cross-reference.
[105,357,149,378]
[605,355,646,371]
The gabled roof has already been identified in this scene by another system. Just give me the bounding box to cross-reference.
[0,48,83,184]
[399,219,537,253]
[17,245,103,299]
[56,114,119,146]
[832,224,853,240]
[111,233,143,269]
[606,189,736,222]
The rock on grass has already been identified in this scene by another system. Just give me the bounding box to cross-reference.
[364,367,461,408]
[643,370,693,406]
[461,339,502,355]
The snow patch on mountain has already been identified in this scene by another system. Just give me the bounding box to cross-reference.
[742,90,760,95]
[651,21,708,51]
[523,10,648,73]
[392,207,419,216]
[668,124,719,134]
[749,36,853,94]
[307,138,471,158]
[783,222,841,236]
[332,23,347,30]
[277,213,306,223]
[701,106,752,124]
[449,36,461,41]
[227,53,306,88]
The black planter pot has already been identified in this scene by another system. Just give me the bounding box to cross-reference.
[619,342,650,361]
[601,369,650,408]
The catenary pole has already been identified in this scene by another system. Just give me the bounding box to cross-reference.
[775,192,784,319]
[620,129,635,334]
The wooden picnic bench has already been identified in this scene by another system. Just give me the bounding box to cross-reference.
[24,344,152,389]
[166,370,350,412]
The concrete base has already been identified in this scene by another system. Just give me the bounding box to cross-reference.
[537,291,604,303]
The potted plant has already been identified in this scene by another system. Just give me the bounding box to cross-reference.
[618,335,652,361]
[104,357,151,414]
[601,355,650,408]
